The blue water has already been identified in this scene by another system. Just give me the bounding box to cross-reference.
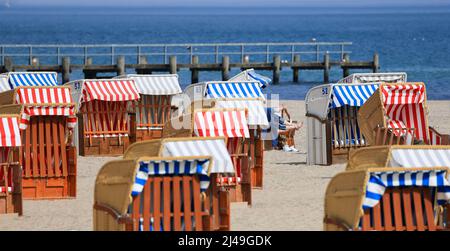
[0,6,449,100]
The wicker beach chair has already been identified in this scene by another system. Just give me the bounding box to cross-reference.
[183,80,268,189]
[66,79,140,156]
[94,156,214,231]
[115,74,182,141]
[324,166,450,231]
[358,82,449,146]
[0,86,77,199]
[346,145,450,171]
[123,137,235,231]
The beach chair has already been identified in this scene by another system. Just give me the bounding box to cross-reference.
[184,81,267,189]
[305,83,380,165]
[115,74,182,141]
[324,166,450,231]
[190,108,252,204]
[123,137,236,231]
[337,72,407,84]
[0,107,22,215]
[346,145,450,171]
[66,79,140,156]
[93,156,214,231]
[228,68,271,88]
[358,82,449,146]
[0,86,77,199]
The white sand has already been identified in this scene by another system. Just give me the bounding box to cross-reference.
[0,100,449,231]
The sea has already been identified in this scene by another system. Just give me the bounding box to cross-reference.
[0,5,449,100]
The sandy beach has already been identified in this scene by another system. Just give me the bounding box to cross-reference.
[1,100,449,231]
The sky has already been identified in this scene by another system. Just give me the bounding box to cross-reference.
[6,0,450,7]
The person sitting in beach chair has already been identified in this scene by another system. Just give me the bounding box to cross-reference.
[273,105,303,152]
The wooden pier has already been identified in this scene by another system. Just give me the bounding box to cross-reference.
[0,42,379,84]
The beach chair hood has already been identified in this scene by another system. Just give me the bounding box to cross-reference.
[338,72,407,84]
[78,79,140,104]
[115,74,182,95]
[193,109,250,138]
[0,86,76,130]
[0,72,58,91]
[306,83,379,121]
[160,137,235,174]
[229,69,272,88]
[0,109,22,147]
[347,145,450,171]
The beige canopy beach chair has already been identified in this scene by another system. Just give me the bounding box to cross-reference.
[324,166,450,231]
[123,137,235,231]
[346,145,450,171]
[94,156,214,231]
[115,74,182,141]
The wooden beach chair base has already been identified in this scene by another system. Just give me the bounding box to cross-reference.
[81,137,130,156]
[136,129,162,142]
[22,147,77,199]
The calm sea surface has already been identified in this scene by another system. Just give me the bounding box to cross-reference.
[0,6,449,99]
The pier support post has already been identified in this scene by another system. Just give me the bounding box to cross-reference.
[191,55,199,84]
[4,57,13,72]
[273,55,281,84]
[293,55,300,83]
[373,53,379,73]
[169,56,177,74]
[343,53,350,78]
[324,53,330,84]
[117,55,125,76]
[222,56,230,81]
[62,57,71,84]
[84,57,95,79]
[136,56,151,74]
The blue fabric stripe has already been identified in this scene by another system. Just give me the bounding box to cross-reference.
[206,82,263,99]
[8,73,58,88]
[331,84,379,108]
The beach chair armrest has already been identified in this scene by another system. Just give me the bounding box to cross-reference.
[323,217,353,231]
[94,202,133,225]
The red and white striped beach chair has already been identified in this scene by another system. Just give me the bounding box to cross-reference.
[0,86,77,199]
[192,108,252,205]
[359,82,449,146]
[0,109,22,215]
[68,79,140,156]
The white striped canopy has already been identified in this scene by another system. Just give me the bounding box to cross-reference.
[161,138,235,174]
[193,109,250,138]
[131,158,211,196]
[8,72,58,88]
[0,116,21,147]
[338,72,407,84]
[390,149,450,168]
[79,79,140,103]
[14,87,76,130]
[116,74,182,96]
[215,99,269,128]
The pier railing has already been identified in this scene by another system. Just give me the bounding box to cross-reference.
[0,42,352,65]
[0,42,379,84]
